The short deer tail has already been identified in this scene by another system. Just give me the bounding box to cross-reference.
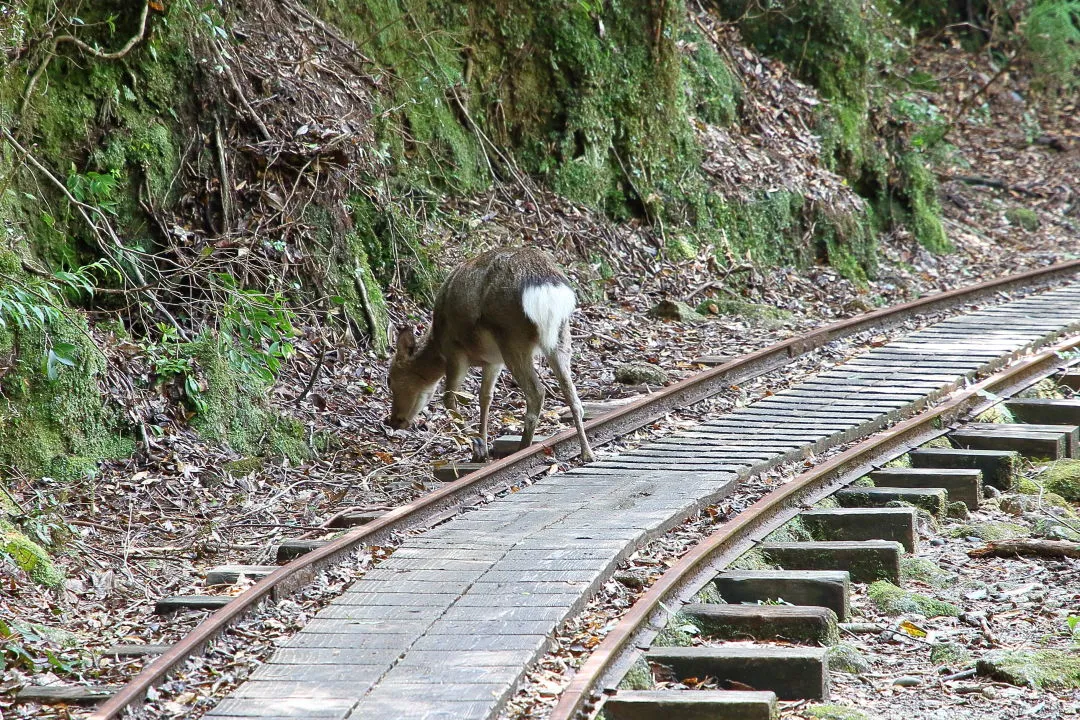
[521,282,576,353]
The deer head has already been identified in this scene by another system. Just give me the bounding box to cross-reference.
[386,326,440,430]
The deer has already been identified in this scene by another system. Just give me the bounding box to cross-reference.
[386,246,594,463]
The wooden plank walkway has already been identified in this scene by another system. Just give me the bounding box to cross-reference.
[205,283,1080,720]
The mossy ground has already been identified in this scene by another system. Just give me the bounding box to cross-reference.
[930,641,973,668]
[0,519,64,588]
[867,580,960,617]
[900,557,956,588]
[617,657,654,691]
[1032,459,1080,502]
[805,704,872,720]
[977,650,1080,689]
[947,521,1028,542]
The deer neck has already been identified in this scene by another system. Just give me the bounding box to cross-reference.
[408,334,448,383]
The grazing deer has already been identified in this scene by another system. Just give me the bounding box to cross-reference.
[387,247,594,462]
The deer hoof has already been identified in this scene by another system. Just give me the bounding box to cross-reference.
[470,437,490,463]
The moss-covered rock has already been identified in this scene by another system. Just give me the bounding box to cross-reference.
[805,704,872,720]
[977,650,1080,689]
[826,643,871,675]
[947,521,1027,542]
[901,557,956,588]
[1032,459,1080,502]
[653,611,699,647]
[931,642,973,668]
[188,337,310,462]
[946,500,970,520]
[729,548,778,571]
[615,362,669,386]
[695,298,793,326]
[1005,207,1040,231]
[867,580,960,617]
[975,404,1015,424]
[647,300,707,324]
[618,657,654,690]
[0,520,65,588]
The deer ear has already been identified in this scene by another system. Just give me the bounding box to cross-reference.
[395,326,416,355]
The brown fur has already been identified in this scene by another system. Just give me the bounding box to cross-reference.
[387,247,593,461]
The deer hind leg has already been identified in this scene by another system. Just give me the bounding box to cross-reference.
[476,362,503,459]
[503,348,544,451]
[545,324,594,462]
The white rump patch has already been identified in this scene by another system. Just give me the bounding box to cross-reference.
[521,283,576,353]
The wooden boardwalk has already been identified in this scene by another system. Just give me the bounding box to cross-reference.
[206,284,1080,720]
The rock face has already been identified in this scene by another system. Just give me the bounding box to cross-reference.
[615,362,670,386]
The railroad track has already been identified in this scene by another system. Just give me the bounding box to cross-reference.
[19,261,1079,719]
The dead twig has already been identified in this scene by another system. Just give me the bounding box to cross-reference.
[21,2,152,118]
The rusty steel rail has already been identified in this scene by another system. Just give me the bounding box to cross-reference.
[551,330,1080,720]
[90,259,1080,718]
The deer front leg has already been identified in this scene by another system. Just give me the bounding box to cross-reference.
[504,350,544,451]
[476,362,503,459]
[443,355,467,411]
[546,327,594,462]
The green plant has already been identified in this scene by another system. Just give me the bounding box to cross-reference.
[65,166,122,217]
[0,260,116,379]
[216,275,297,383]
[1024,0,1080,92]
[143,323,206,414]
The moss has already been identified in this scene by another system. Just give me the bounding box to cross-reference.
[0,520,65,588]
[922,435,955,449]
[901,557,956,589]
[1018,378,1065,400]
[618,657,654,691]
[867,580,960,617]
[188,336,310,463]
[896,152,950,252]
[883,453,912,468]
[826,644,870,675]
[0,300,132,481]
[765,517,813,543]
[680,24,740,126]
[931,642,973,668]
[977,650,1080,689]
[947,521,1027,542]
[653,611,698,647]
[614,362,669,386]
[695,298,792,326]
[1006,207,1039,231]
[222,457,266,478]
[806,704,872,720]
[975,404,1015,424]
[946,500,970,520]
[729,548,778,571]
[1032,460,1080,502]
[692,583,725,604]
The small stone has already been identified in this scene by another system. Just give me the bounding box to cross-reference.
[946,501,970,520]
[826,643,871,675]
[893,676,923,687]
[930,538,945,547]
[931,642,973,668]
[965,588,988,601]
[984,486,1001,499]
[614,362,669,386]
[982,686,998,699]
[646,300,707,324]
[966,536,982,543]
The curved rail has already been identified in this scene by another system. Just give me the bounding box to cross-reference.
[90,259,1080,718]
[550,329,1080,720]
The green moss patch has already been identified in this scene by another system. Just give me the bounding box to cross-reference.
[0,520,65,588]
[977,650,1080,689]
[1032,459,1080,502]
[931,642,973,668]
[868,581,960,617]
[653,611,699,647]
[901,557,956,589]
[618,657,654,690]
[1005,208,1039,231]
[947,521,1028,542]
[695,298,793,326]
[826,644,871,675]
[806,704,872,720]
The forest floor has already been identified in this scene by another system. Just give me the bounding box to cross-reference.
[2,29,1079,720]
